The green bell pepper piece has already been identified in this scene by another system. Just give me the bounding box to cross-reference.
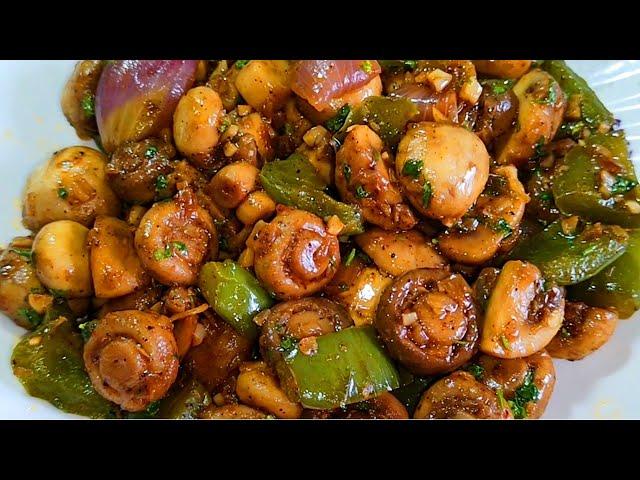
[552,132,640,227]
[272,326,400,410]
[569,229,640,318]
[199,260,273,341]
[506,218,629,285]
[392,376,434,415]
[337,96,419,147]
[158,377,212,419]
[11,315,117,418]
[260,155,364,235]
[543,60,615,131]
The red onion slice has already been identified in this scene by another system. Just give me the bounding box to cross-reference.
[96,60,198,152]
[292,60,381,112]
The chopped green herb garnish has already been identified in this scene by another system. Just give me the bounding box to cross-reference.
[361,60,373,74]
[466,363,484,380]
[144,146,158,159]
[500,334,512,351]
[610,176,638,195]
[155,174,169,192]
[81,93,95,118]
[57,187,68,199]
[533,136,547,159]
[10,247,32,262]
[344,248,357,266]
[145,400,161,417]
[560,327,571,339]
[78,320,98,342]
[539,191,553,203]
[490,81,514,95]
[402,159,423,179]
[422,181,432,206]
[343,164,352,183]
[17,307,43,327]
[537,85,557,105]
[235,60,250,69]
[558,121,585,140]
[355,185,369,199]
[153,242,188,261]
[218,118,231,133]
[493,219,513,238]
[496,388,508,410]
[325,105,351,133]
[508,369,540,419]
[403,60,418,71]
[278,335,299,360]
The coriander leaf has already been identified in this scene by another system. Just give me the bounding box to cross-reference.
[493,219,513,238]
[78,319,98,342]
[361,60,373,74]
[81,93,95,118]
[325,105,350,133]
[402,159,423,179]
[235,60,250,69]
[344,248,357,266]
[610,176,638,195]
[403,60,418,71]
[278,334,299,361]
[500,334,511,351]
[155,174,168,192]
[57,187,68,199]
[17,307,43,327]
[355,185,369,199]
[144,146,158,159]
[343,164,352,183]
[10,247,32,262]
[422,181,432,206]
[466,363,484,380]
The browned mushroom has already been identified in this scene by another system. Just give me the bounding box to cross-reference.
[252,207,340,300]
[135,188,217,286]
[414,371,511,419]
[546,302,618,361]
[83,310,179,412]
[335,125,417,230]
[375,268,479,375]
[475,350,556,419]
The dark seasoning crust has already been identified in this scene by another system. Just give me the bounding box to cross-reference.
[0,59,637,420]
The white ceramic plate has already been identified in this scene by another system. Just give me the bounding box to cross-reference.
[1,60,639,419]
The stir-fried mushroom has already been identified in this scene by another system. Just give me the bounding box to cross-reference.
[335,125,417,230]
[480,260,565,358]
[414,371,511,419]
[546,302,618,360]
[396,122,490,227]
[437,165,529,264]
[355,227,446,276]
[135,188,217,286]
[251,207,341,300]
[475,350,556,419]
[83,310,179,412]
[376,268,479,375]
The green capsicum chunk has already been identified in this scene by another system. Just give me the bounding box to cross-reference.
[158,376,212,419]
[552,132,640,227]
[543,60,615,132]
[392,376,435,415]
[260,155,364,235]
[199,260,273,341]
[506,218,629,285]
[569,229,640,318]
[274,326,400,410]
[11,315,117,418]
[337,96,419,147]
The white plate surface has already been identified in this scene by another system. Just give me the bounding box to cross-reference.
[1,60,639,419]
